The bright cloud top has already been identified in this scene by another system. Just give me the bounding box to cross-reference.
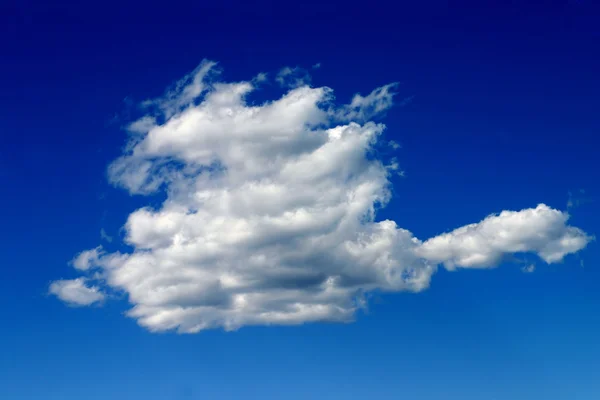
[50,60,592,333]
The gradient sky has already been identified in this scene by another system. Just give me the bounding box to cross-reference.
[1,1,599,399]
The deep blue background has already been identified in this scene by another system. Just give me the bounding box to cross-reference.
[1,1,598,399]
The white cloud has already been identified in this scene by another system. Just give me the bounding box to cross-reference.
[100,228,113,243]
[49,278,105,306]
[334,83,398,122]
[141,60,218,118]
[70,246,104,271]
[50,60,593,333]
[388,140,401,150]
[275,66,312,88]
[521,264,536,273]
[416,204,591,269]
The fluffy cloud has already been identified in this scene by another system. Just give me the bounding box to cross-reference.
[50,60,593,333]
[49,278,105,306]
[70,246,104,271]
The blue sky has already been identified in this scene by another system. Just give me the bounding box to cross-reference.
[1,1,599,399]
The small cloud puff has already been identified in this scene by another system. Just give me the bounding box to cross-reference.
[521,264,536,273]
[49,278,105,306]
[275,66,312,88]
[70,246,104,271]
[100,228,113,243]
